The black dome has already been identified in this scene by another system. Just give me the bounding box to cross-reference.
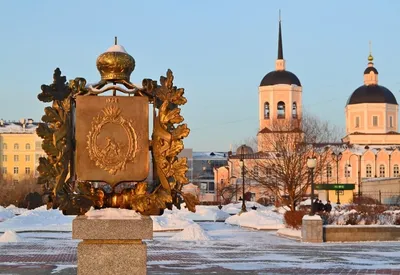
[260,70,301,87]
[364,67,378,74]
[347,85,398,105]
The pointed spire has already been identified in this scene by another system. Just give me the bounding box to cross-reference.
[368,40,374,62]
[278,10,283,60]
[115,36,118,45]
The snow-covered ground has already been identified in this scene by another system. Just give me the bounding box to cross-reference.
[0,206,74,232]
[1,223,399,274]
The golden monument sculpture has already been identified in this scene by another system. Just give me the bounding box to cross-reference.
[36,38,198,215]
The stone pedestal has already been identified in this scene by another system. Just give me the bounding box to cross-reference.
[301,215,323,243]
[72,215,153,275]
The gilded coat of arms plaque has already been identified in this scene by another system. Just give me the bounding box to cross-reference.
[76,96,149,186]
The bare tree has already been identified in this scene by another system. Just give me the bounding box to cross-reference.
[0,173,42,208]
[218,183,238,204]
[246,113,340,211]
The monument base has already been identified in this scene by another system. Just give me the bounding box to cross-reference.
[72,213,153,275]
[301,215,323,243]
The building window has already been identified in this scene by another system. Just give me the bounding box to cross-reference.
[13,167,18,174]
[394,164,399,177]
[373,116,378,127]
[345,164,351,178]
[327,165,332,178]
[379,164,385,177]
[2,155,7,162]
[277,101,285,119]
[25,143,31,150]
[390,116,394,128]
[14,143,19,150]
[366,164,372,178]
[254,166,259,177]
[35,141,42,149]
[292,102,297,119]
[264,102,270,119]
[3,143,7,150]
[25,167,31,174]
[355,117,360,128]
[1,167,7,174]
[14,155,19,162]
[25,155,30,162]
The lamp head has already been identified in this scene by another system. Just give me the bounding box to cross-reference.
[307,157,317,169]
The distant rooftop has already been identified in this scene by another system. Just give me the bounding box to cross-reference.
[193,151,228,160]
[0,119,39,134]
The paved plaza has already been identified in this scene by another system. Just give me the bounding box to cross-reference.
[0,223,400,274]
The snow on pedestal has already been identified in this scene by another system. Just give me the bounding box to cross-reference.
[170,223,212,241]
[0,230,23,242]
[85,208,141,220]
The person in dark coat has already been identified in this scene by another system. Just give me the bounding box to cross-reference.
[318,200,325,212]
[324,201,332,213]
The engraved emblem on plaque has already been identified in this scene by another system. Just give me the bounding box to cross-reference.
[87,104,138,175]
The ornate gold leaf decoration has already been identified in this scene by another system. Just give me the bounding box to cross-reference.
[37,66,198,216]
[87,104,138,175]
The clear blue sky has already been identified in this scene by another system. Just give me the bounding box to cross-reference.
[1,0,400,151]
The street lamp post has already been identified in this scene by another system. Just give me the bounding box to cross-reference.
[307,157,317,216]
[239,146,247,213]
[331,152,343,205]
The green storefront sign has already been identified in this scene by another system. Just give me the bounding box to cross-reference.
[314,184,355,190]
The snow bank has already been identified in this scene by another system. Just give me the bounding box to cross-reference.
[5,205,28,215]
[0,206,15,222]
[85,208,141,219]
[170,223,212,241]
[0,206,75,232]
[0,230,23,242]
[225,209,284,230]
[152,212,194,232]
[176,205,230,222]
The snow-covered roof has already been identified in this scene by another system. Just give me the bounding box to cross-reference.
[193,152,228,160]
[322,144,400,156]
[0,121,38,134]
[106,44,128,54]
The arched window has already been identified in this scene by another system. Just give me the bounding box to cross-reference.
[327,165,332,178]
[292,102,297,119]
[277,101,285,119]
[25,143,31,150]
[379,164,385,177]
[14,143,19,150]
[366,164,372,177]
[394,164,399,177]
[345,164,351,178]
[264,102,270,119]
[2,143,7,150]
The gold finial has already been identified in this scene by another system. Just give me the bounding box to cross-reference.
[368,40,374,62]
[115,36,118,45]
[279,9,281,22]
